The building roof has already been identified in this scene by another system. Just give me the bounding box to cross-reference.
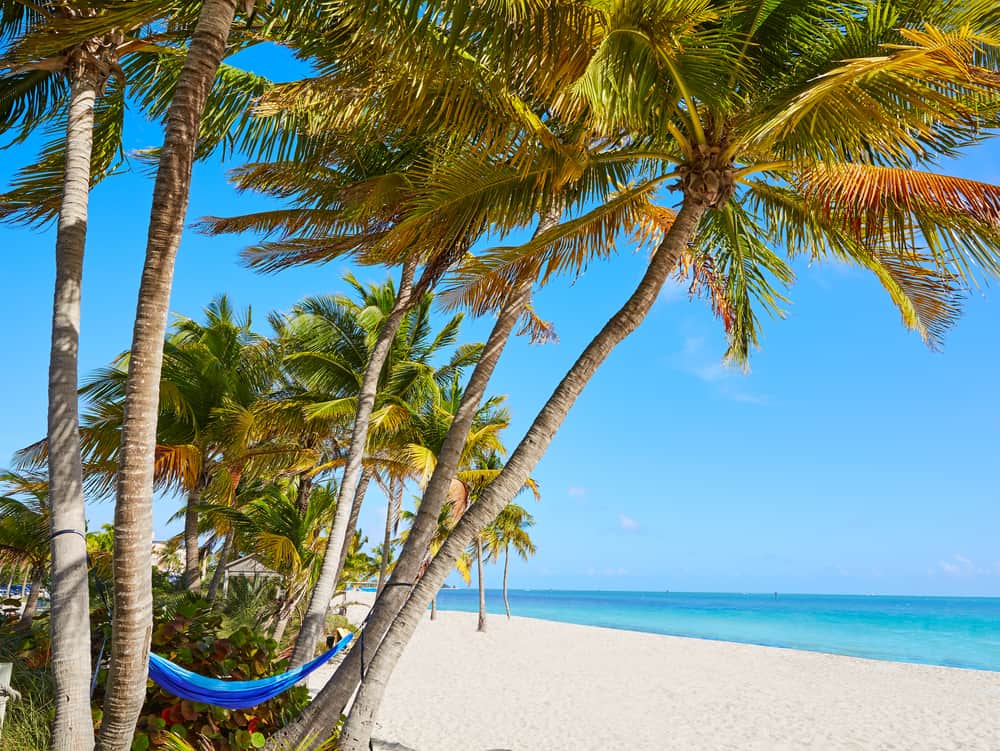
[223,555,280,577]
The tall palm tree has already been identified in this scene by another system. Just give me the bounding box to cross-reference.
[335,2,1000,747]
[2,7,184,748]
[2,6,326,746]
[483,503,536,620]
[0,469,50,628]
[101,3,242,747]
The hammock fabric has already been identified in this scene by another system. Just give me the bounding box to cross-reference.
[148,632,354,709]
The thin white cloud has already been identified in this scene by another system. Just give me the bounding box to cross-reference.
[673,334,767,404]
[939,559,962,575]
[938,553,988,577]
[567,486,587,499]
[618,513,640,532]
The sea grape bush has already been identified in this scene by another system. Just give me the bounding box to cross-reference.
[93,602,308,751]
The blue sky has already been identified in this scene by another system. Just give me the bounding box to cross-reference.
[1,47,998,597]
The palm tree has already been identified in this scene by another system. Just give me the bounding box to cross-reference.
[278,278,480,665]
[203,479,338,644]
[2,6,323,746]
[2,7,180,748]
[456,450,538,633]
[71,296,305,594]
[483,504,536,620]
[101,3,244,747]
[397,504,472,620]
[0,470,50,628]
[335,2,1000,747]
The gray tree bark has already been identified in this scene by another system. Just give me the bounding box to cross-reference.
[336,199,708,751]
[182,488,202,592]
[47,68,98,751]
[206,531,233,602]
[290,258,417,667]
[266,207,561,749]
[502,545,511,619]
[334,468,371,587]
[376,478,401,593]
[17,566,44,628]
[97,3,239,749]
[476,538,486,632]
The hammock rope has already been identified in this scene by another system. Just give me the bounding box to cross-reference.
[147,632,354,709]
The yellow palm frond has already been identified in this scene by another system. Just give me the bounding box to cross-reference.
[797,163,1000,281]
[153,444,202,493]
[750,25,1000,163]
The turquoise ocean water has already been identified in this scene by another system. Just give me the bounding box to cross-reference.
[434,589,1000,671]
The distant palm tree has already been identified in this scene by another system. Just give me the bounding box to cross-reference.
[280,277,481,665]
[201,479,338,644]
[398,504,472,621]
[458,450,539,632]
[0,470,50,627]
[72,296,305,593]
[483,504,536,620]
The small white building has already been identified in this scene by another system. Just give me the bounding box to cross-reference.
[221,555,282,596]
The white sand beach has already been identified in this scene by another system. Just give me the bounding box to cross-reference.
[312,604,1000,751]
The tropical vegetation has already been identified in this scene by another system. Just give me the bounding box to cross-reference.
[1,1,999,750]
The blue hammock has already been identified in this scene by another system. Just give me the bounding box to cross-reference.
[147,632,354,709]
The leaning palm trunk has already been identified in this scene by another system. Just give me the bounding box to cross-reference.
[475,539,486,632]
[47,60,102,751]
[289,259,416,667]
[206,531,234,602]
[17,566,44,628]
[98,3,239,750]
[182,488,202,592]
[334,468,371,585]
[336,199,708,751]
[376,479,401,593]
[271,587,303,645]
[502,545,511,619]
[267,209,560,749]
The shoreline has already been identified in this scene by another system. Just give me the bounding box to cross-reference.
[311,606,1000,750]
[430,608,999,674]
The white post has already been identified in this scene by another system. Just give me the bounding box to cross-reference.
[0,662,18,738]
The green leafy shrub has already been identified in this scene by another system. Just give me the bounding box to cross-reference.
[0,615,54,751]
[96,601,308,751]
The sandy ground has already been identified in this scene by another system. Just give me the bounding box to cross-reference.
[309,607,1000,751]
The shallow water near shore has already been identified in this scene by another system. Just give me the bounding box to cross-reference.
[434,589,1000,671]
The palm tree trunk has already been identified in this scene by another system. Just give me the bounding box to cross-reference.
[290,258,417,667]
[295,473,313,517]
[47,70,98,751]
[98,4,238,750]
[182,488,202,592]
[376,478,401,593]
[336,199,708,751]
[206,531,234,602]
[476,539,486,633]
[17,566,44,628]
[265,208,561,750]
[334,468,371,586]
[502,545,511,619]
[430,595,437,621]
[271,588,302,646]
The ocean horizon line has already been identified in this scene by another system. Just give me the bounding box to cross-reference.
[433,589,1000,672]
[440,586,1000,600]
